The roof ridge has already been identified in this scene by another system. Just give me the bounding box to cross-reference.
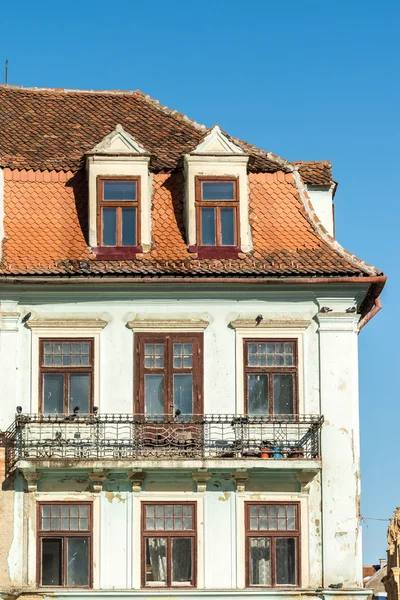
[0,84,208,133]
[291,167,379,276]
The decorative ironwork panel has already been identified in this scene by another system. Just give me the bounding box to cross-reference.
[5,413,323,470]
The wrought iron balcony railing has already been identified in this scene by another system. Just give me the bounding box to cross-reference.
[5,413,323,471]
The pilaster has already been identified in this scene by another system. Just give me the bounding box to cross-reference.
[316,307,361,587]
[0,301,20,430]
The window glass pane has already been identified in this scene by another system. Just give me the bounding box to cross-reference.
[80,506,88,518]
[220,208,235,246]
[104,180,136,201]
[144,344,164,369]
[42,518,51,530]
[42,538,62,586]
[248,374,269,415]
[122,207,136,246]
[174,374,193,415]
[276,538,296,585]
[102,208,116,246]
[69,374,90,413]
[67,537,89,586]
[249,538,271,586]
[42,505,51,518]
[273,374,294,416]
[145,375,164,414]
[172,538,192,585]
[202,181,234,200]
[43,374,64,414]
[201,207,215,245]
[145,538,167,585]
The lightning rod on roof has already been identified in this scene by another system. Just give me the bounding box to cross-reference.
[4,59,8,85]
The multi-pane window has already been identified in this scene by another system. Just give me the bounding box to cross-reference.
[97,177,139,247]
[244,340,298,416]
[246,502,300,587]
[39,339,94,414]
[135,333,203,416]
[38,503,92,588]
[142,502,196,587]
[195,178,239,246]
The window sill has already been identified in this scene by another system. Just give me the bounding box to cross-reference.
[92,246,143,260]
[188,246,241,259]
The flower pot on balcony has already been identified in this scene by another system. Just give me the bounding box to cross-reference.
[261,446,272,459]
[290,446,305,458]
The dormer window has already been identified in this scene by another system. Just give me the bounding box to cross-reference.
[184,125,252,257]
[86,124,152,259]
[97,177,139,247]
[196,178,238,247]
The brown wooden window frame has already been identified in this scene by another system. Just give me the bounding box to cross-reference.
[37,501,93,588]
[245,501,301,588]
[243,338,298,417]
[96,175,141,258]
[134,332,203,416]
[193,176,240,257]
[141,501,197,588]
[39,338,94,414]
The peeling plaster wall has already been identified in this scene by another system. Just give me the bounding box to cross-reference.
[0,168,4,260]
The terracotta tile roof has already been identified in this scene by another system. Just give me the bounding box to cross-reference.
[0,169,381,279]
[0,85,330,184]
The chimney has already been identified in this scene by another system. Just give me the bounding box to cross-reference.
[380,558,387,569]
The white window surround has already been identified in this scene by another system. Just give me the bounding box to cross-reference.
[234,327,306,415]
[86,125,152,251]
[236,493,309,589]
[26,494,101,589]
[133,495,204,589]
[27,321,106,413]
[184,126,251,252]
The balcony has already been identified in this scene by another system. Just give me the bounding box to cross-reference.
[5,412,323,473]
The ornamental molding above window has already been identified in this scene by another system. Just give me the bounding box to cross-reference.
[26,319,108,330]
[229,316,311,330]
[127,316,209,332]
[87,123,148,156]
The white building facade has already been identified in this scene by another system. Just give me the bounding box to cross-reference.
[0,85,385,600]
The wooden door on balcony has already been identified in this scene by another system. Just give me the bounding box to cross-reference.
[135,333,203,418]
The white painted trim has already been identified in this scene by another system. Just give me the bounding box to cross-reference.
[30,327,102,413]
[234,328,305,415]
[86,156,152,250]
[133,494,204,589]
[183,154,251,251]
[236,493,310,589]
[0,167,4,261]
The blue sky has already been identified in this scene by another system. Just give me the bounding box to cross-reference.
[1,0,398,565]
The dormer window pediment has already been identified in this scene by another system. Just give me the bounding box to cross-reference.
[86,125,152,258]
[184,126,252,255]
